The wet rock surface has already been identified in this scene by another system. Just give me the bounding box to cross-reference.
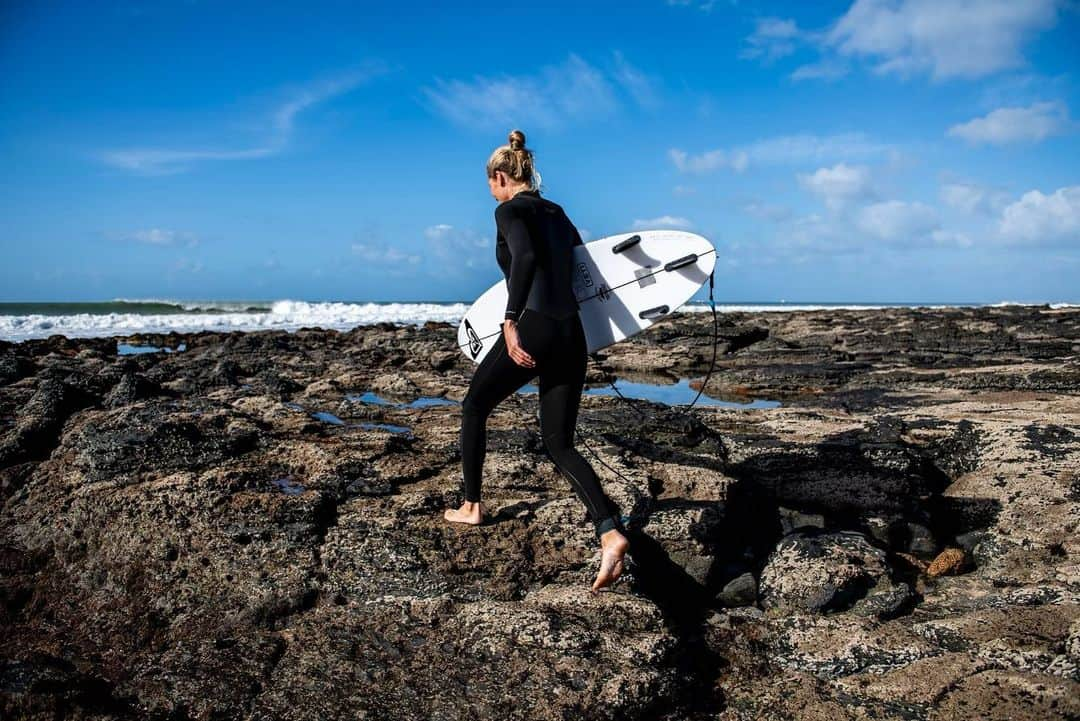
[0,305,1078,720]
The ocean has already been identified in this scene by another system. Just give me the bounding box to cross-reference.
[0,299,1074,343]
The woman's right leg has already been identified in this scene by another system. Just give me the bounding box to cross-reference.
[537,317,622,538]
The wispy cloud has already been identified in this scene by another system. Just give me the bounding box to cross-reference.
[632,215,693,229]
[666,0,719,12]
[939,181,1011,216]
[610,50,661,108]
[99,62,387,174]
[107,228,199,247]
[424,224,491,271]
[740,17,801,62]
[169,257,205,274]
[790,59,849,82]
[670,133,894,174]
[742,200,794,222]
[351,242,421,266]
[946,101,1070,145]
[421,52,655,130]
[855,200,940,242]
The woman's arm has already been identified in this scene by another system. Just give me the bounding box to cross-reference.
[495,203,536,323]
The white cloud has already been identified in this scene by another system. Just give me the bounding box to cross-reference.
[672,184,697,196]
[798,163,874,209]
[827,0,1062,80]
[741,17,801,61]
[946,101,1069,145]
[351,242,421,265]
[670,132,892,175]
[856,200,939,242]
[100,63,387,174]
[939,182,1010,215]
[421,53,621,130]
[632,215,693,229]
[999,186,1080,243]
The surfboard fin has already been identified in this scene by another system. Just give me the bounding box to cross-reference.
[664,253,699,271]
[612,235,642,253]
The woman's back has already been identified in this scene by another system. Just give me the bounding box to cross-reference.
[495,189,583,321]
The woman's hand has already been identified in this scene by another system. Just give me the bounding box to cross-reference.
[503,320,535,368]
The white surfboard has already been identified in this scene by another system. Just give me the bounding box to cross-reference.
[457,230,716,364]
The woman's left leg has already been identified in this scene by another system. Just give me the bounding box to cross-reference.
[459,326,540,502]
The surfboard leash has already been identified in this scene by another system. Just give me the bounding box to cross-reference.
[576,268,723,529]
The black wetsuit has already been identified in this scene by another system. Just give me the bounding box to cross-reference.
[460,189,623,538]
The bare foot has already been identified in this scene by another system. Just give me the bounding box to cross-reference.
[591,528,630,593]
[443,500,487,526]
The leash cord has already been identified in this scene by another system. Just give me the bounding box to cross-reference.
[574,268,720,526]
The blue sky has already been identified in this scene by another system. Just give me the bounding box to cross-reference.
[1,0,1078,303]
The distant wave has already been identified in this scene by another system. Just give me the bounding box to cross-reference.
[0,300,470,342]
[0,298,1074,342]
[110,298,275,313]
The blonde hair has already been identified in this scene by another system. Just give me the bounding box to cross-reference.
[486,129,543,192]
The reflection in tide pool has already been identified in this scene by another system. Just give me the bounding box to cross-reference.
[290,399,415,436]
[354,421,413,435]
[312,411,346,425]
[272,476,306,495]
[346,391,458,408]
[117,342,187,355]
[517,377,781,409]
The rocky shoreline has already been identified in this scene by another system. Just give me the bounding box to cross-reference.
[1,305,1078,720]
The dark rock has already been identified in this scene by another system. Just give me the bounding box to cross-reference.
[104,372,164,408]
[717,572,758,607]
[0,377,98,469]
[759,531,905,615]
[0,354,35,386]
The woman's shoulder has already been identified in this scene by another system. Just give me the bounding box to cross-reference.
[497,192,543,217]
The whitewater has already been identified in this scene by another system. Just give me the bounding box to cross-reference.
[0,299,1075,343]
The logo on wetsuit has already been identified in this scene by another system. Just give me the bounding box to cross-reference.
[464,318,483,359]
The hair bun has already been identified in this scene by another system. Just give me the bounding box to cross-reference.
[508,129,526,151]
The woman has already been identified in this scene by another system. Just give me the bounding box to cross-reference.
[443,129,630,593]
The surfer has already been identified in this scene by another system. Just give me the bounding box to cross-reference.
[444,129,630,593]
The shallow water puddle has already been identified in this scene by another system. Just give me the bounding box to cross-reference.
[311,411,346,425]
[272,476,306,495]
[352,421,414,435]
[346,390,458,408]
[117,342,187,355]
[517,377,782,408]
[288,400,414,436]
